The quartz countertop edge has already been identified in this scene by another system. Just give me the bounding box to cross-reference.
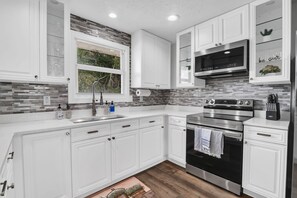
[0,109,196,171]
[243,117,290,131]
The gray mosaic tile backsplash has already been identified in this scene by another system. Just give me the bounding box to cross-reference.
[0,15,291,114]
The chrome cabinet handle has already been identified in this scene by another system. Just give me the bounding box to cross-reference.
[122,125,131,128]
[34,75,38,79]
[0,181,7,196]
[7,152,14,161]
[149,120,155,123]
[66,132,70,136]
[87,130,99,134]
[257,133,271,137]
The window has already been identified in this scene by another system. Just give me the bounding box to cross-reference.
[69,31,131,103]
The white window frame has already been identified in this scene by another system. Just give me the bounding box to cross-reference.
[68,31,132,104]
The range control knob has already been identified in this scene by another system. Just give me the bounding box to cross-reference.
[244,101,250,105]
[237,100,243,105]
[209,99,215,105]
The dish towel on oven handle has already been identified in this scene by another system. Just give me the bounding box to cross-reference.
[194,127,224,158]
[201,128,212,153]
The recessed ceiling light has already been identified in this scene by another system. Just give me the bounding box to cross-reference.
[167,14,180,21]
[109,13,117,19]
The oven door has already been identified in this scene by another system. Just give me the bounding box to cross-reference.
[186,124,243,184]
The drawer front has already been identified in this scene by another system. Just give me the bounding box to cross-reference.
[111,119,139,134]
[244,126,288,145]
[140,116,164,128]
[71,124,110,142]
[168,116,186,127]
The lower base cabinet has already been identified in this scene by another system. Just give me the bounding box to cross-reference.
[72,136,111,197]
[112,130,139,180]
[168,125,186,166]
[22,130,72,198]
[139,125,164,168]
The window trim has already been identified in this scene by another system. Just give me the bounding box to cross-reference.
[68,31,132,104]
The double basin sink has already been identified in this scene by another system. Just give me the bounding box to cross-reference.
[71,114,125,124]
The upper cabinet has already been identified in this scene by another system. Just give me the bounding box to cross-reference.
[40,0,70,83]
[176,27,205,88]
[132,30,171,89]
[249,0,291,84]
[195,5,249,52]
[0,0,40,82]
[0,0,70,84]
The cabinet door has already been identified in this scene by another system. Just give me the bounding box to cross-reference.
[195,18,219,51]
[40,0,70,83]
[168,125,186,166]
[249,0,290,84]
[141,32,157,88]
[242,139,286,198]
[23,130,72,198]
[112,131,139,180]
[0,0,39,82]
[219,5,249,44]
[176,27,205,88]
[72,136,111,197]
[155,37,171,89]
[139,126,164,168]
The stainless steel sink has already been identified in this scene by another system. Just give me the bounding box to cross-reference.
[71,114,125,123]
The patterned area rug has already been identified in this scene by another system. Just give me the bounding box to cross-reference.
[88,177,155,198]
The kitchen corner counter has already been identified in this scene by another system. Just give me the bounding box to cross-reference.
[243,117,290,131]
[0,107,201,171]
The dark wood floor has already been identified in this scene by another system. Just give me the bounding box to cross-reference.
[134,161,250,198]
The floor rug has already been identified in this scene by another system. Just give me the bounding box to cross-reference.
[88,177,155,198]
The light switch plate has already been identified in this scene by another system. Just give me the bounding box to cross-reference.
[43,96,51,105]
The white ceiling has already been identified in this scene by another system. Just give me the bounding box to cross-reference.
[70,0,255,43]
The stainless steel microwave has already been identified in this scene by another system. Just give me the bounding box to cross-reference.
[194,40,249,78]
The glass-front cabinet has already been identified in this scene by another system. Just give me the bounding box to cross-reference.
[249,0,291,84]
[40,0,70,83]
[176,27,205,88]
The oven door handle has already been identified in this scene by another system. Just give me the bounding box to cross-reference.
[186,124,242,141]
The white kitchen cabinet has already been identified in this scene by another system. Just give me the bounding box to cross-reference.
[72,136,111,197]
[243,140,286,198]
[168,125,186,167]
[242,125,287,198]
[111,130,139,180]
[40,0,70,83]
[195,18,219,51]
[176,27,205,88]
[139,125,164,168]
[132,30,171,89]
[0,0,39,82]
[218,5,249,44]
[195,5,249,52]
[22,130,72,198]
[249,0,291,84]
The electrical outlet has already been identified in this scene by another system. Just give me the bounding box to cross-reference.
[43,96,51,105]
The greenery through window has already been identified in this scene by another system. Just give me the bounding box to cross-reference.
[77,42,123,94]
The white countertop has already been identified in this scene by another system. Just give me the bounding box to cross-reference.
[0,107,200,171]
[243,117,290,130]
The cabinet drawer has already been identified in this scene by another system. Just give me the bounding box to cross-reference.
[140,116,164,128]
[244,126,288,145]
[71,124,110,142]
[111,119,139,134]
[168,116,186,127]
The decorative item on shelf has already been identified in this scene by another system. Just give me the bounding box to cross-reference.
[266,94,280,120]
[259,65,281,75]
[260,28,273,42]
[258,52,281,63]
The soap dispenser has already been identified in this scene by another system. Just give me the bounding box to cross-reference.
[65,103,72,119]
[56,104,64,120]
[109,101,115,113]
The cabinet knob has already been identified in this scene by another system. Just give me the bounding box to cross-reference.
[66,132,70,136]
[161,126,164,128]
[67,77,70,81]
[215,44,218,46]
[183,129,186,131]
[7,152,14,161]
[108,138,111,141]
[34,75,38,79]
[7,183,14,190]
[249,77,253,80]
[112,137,115,140]
[219,43,222,45]
[244,141,248,144]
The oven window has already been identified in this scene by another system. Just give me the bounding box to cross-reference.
[195,47,244,72]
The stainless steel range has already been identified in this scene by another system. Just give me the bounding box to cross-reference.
[186,99,254,195]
